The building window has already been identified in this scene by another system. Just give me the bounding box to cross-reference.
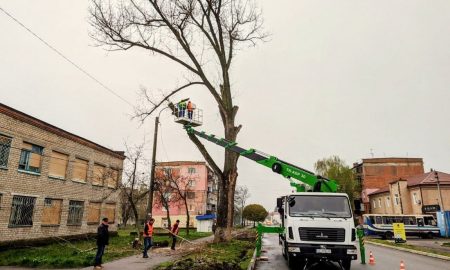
[394,194,400,205]
[93,164,105,186]
[103,203,116,223]
[187,192,196,199]
[189,204,195,211]
[48,151,68,179]
[41,198,63,225]
[73,158,88,182]
[0,193,3,209]
[413,193,419,205]
[188,180,196,187]
[372,200,376,209]
[106,168,119,189]
[0,134,12,168]
[378,198,381,208]
[18,142,43,173]
[87,202,101,224]
[164,167,172,177]
[386,197,391,208]
[162,218,168,228]
[67,201,84,225]
[9,195,36,227]
[163,192,172,201]
[188,167,196,174]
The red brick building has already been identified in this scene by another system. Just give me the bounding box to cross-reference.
[353,158,424,213]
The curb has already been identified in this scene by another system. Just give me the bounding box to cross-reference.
[366,240,450,261]
[247,248,257,270]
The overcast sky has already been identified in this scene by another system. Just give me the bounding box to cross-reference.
[1,0,449,211]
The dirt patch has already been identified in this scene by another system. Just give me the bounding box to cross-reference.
[161,257,241,270]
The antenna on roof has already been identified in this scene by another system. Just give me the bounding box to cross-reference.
[370,148,374,158]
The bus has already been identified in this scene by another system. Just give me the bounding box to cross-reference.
[363,214,440,239]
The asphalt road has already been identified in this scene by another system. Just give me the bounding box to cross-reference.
[256,234,450,270]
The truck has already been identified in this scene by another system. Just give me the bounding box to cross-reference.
[181,124,358,269]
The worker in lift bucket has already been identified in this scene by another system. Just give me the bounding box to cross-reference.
[178,101,186,117]
[187,101,194,119]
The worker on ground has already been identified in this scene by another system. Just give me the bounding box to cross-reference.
[143,218,155,258]
[187,101,193,119]
[170,220,180,250]
[94,217,109,269]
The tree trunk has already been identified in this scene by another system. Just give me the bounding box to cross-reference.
[214,121,239,242]
[166,207,171,230]
[184,199,190,236]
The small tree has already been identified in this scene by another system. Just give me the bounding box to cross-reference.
[242,204,267,227]
[314,156,358,203]
[159,166,193,235]
[234,185,250,226]
[120,143,150,230]
[153,177,173,229]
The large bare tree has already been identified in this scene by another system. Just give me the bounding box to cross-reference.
[90,0,266,241]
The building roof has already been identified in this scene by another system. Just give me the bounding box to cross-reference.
[368,186,390,196]
[406,171,450,187]
[368,171,450,197]
[195,214,216,220]
[361,157,423,164]
[156,161,207,166]
[0,103,125,160]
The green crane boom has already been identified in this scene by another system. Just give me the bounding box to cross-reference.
[185,125,338,192]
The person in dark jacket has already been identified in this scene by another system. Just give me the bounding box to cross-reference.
[170,220,180,250]
[94,217,109,269]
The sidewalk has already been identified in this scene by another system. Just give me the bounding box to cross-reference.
[0,235,214,270]
[80,235,214,270]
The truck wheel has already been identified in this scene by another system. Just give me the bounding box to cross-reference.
[287,254,297,269]
[342,259,351,270]
[272,163,282,173]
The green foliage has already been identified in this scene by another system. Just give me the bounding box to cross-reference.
[314,156,358,202]
[242,204,268,223]
[0,228,211,268]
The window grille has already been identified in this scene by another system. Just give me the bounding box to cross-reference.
[0,135,12,167]
[188,167,196,174]
[44,198,53,206]
[9,195,36,227]
[67,201,84,225]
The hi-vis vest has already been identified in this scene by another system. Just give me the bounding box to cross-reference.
[144,222,154,237]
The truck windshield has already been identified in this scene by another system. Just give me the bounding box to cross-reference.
[289,195,352,218]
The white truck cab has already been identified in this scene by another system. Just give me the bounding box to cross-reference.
[278,192,358,270]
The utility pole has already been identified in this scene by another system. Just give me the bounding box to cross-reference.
[146,116,159,218]
[434,170,448,237]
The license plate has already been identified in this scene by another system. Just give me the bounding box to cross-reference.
[316,248,331,254]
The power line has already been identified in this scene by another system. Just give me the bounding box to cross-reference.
[0,6,134,108]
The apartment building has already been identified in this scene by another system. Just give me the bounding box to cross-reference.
[151,161,218,228]
[353,157,424,212]
[368,171,450,215]
[0,103,125,243]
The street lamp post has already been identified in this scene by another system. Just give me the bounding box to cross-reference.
[146,107,170,218]
[434,170,448,237]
